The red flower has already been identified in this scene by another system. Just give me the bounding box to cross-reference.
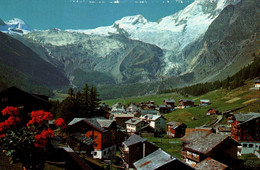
[54,118,66,128]
[1,106,19,116]
[0,134,5,138]
[34,129,54,148]
[0,122,6,132]
[5,116,17,128]
[27,110,54,126]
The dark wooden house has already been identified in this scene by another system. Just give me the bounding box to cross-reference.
[181,132,240,168]
[120,134,158,169]
[179,99,194,108]
[164,99,175,108]
[167,121,187,138]
[67,118,118,160]
[158,104,172,113]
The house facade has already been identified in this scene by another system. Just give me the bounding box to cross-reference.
[167,121,187,138]
[67,118,118,160]
[158,104,172,113]
[125,118,147,134]
[141,114,166,133]
[199,99,211,106]
[206,108,219,116]
[164,99,175,108]
[120,134,158,169]
[230,112,260,155]
[109,113,134,128]
[254,80,260,87]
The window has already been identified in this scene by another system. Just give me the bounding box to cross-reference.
[95,136,98,139]
[93,152,97,156]
[243,144,247,147]
[104,151,106,155]
[95,144,98,147]
[249,144,253,148]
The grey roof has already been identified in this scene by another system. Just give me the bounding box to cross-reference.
[125,118,143,125]
[71,133,94,146]
[167,121,185,129]
[68,118,113,132]
[234,112,260,125]
[164,99,175,103]
[159,104,172,108]
[185,133,238,154]
[195,157,228,170]
[133,149,177,170]
[255,80,260,83]
[179,99,194,102]
[181,131,210,143]
[123,134,147,146]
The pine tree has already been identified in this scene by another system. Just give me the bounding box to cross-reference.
[81,84,90,117]
[89,86,101,115]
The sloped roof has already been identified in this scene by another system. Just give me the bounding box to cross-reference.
[71,133,94,146]
[185,133,239,154]
[181,131,210,143]
[164,99,175,103]
[112,114,134,118]
[179,99,194,102]
[123,134,146,147]
[133,149,178,170]
[234,112,260,125]
[142,114,165,121]
[159,104,172,108]
[68,118,113,132]
[167,121,185,129]
[125,118,143,125]
[195,157,228,170]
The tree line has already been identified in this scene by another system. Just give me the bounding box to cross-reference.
[51,84,103,123]
[159,56,260,97]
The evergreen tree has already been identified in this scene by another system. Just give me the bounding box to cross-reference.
[81,84,90,117]
[89,86,101,115]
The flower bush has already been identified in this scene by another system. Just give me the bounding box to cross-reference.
[0,106,66,169]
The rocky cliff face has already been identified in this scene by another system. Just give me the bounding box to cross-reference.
[181,0,260,82]
[23,29,163,87]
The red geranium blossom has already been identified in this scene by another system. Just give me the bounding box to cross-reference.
[54,118,66,128]
[5,116,18,128]
[34,129,54,147]
[27,110,53,126]
[2,106,19,116]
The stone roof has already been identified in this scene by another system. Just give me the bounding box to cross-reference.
[167,121,185,129]
[195,157,228,170]
[123,134,146,147]
[125,118,143,125]
[181,131,210,143]
[112,114,135,118]
[234,112,260,125]
[71,133,94,146]
[185,133,238,154]
[68,118,113,132]
[200,99,210,103]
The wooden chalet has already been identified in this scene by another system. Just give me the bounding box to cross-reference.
[164,98,175,108]
[158,104,172,113]
[230,112,260,155]
[206,108,219,116]
[125,118,147,135]
[67,118,118,160]
[167,121,187,138]
[195,157,229,170]
[179,99,194,108]
[141,114,166,133]
[181,132,240,168]
[120,134,158,169]
[134,148,194,170]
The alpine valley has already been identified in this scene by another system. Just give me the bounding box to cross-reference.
[0,0,259,99]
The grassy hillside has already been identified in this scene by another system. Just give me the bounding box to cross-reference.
[104,79,260,128]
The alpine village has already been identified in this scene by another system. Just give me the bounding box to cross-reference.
[0,0,260,170]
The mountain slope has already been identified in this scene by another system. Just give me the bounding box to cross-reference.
[0,32,69,90]
[182,0,260,82]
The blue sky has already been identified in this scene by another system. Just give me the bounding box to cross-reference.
[0,0,194,30]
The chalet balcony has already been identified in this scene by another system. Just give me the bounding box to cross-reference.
[181,151,200,162]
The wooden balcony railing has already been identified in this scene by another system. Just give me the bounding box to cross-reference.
[181,151,200,162]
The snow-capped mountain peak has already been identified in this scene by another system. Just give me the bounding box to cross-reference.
[0,18,33,35]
